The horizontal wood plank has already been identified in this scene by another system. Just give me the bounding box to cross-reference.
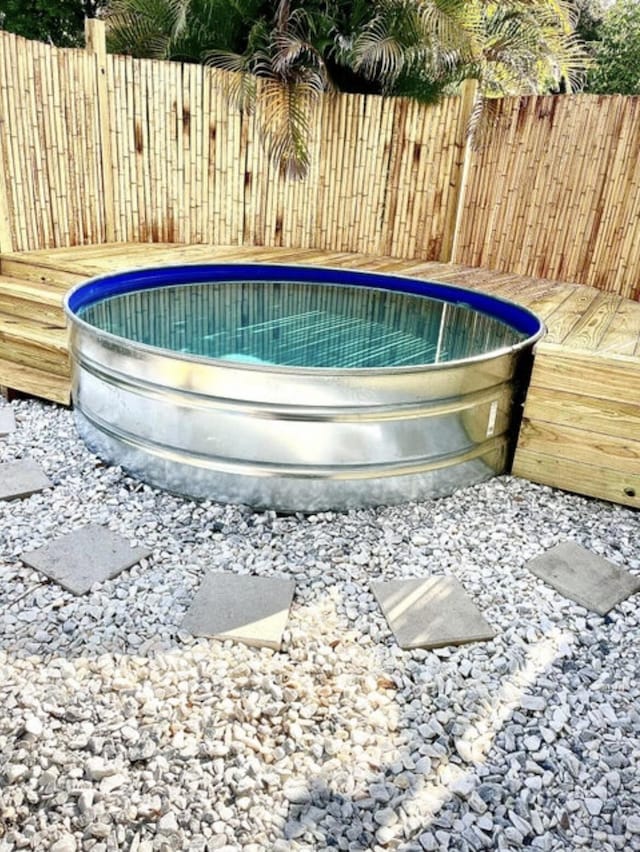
[513,448,640,510]
[0,276,64,324]
[0,258,87,288]
[596,298,640,357]
[518,418,640,474]
[530,344,640,403]
[0,359,70,405]
[543,286,602,344]
[523,386,640,441]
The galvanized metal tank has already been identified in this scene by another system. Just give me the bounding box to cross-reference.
[64,264,544,511]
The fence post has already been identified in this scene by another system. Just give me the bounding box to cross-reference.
[85,18,116,243]
[440,78,478,263]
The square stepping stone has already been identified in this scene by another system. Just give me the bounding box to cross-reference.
[20,524,151,595]
[0,459,51,501]
[0,408,16,436]
[182,572,295,651]
[371,576,495,650]
[525,541,640,615]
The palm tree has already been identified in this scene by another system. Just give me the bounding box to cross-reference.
[207,1,332,178]
[352,0,588,138]
[106,0,337,176]
[104,0,588,174]
[105,0,267,60]
[354,0,587,94]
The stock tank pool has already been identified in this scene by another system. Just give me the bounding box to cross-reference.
[64,264,544,511]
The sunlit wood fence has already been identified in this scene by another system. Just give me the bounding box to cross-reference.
[1,22,639,299]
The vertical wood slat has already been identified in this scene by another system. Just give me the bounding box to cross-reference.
[0,159,11,253]
[0,33,13,252]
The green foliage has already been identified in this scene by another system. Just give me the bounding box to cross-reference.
[0,0,104,46]
[106,0,267,59]
[573,0,605,45]
[353,0,588,100]
[102,0,589,175]
[588,0,640,94]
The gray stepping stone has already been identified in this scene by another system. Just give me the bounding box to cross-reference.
[0,459,51,501]
[0,408,16,436]
[182,572,295,651]
[371,576,495,650]
[526,541,640,615]
[21,524,151,595]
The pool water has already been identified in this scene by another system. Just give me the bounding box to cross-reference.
[79,280,527,369]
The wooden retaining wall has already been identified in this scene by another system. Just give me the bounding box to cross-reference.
[1,24,640,299]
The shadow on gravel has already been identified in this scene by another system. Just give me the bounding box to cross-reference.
[274,624,581,851]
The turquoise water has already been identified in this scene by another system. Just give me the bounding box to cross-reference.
[79,280,525,368]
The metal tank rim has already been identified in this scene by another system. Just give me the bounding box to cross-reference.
[63,262,546,371]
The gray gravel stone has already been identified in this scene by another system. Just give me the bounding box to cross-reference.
[5,763,28,783]
[24,715,43,736]
[1,399,639,852]
[626,816,640,834]
[50,836,77,852]
[158,812,179,833]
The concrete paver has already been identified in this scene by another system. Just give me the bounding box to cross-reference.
[0,459,51,501]
[371,575,495,650]
[0,409,16,437]
[526,541,640,615]
[182,572,295,651]
[21,524,151,595]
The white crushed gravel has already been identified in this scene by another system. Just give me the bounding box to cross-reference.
[1,398,639,852]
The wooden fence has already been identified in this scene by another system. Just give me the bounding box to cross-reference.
[1,23,639,300]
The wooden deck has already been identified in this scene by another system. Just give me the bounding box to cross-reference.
[1,243,639,509]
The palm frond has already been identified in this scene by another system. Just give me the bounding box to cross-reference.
[419,0,483,65]
[352,17,408,81]
[257,76,319,179]
[466,93,510,151]
[477,1,589,95]
[205,50,258,111]
[271,30,329,88]
[106,0,190,58]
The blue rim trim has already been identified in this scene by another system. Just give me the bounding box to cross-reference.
[66,263,544,337]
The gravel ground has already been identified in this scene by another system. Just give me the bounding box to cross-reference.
[1,398,639,852]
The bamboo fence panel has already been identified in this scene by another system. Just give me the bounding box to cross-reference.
[0,32,105,250]
[85,19,115,242]
[453,94,640,299]
[2,30,640,298]
[378,95,467,261]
